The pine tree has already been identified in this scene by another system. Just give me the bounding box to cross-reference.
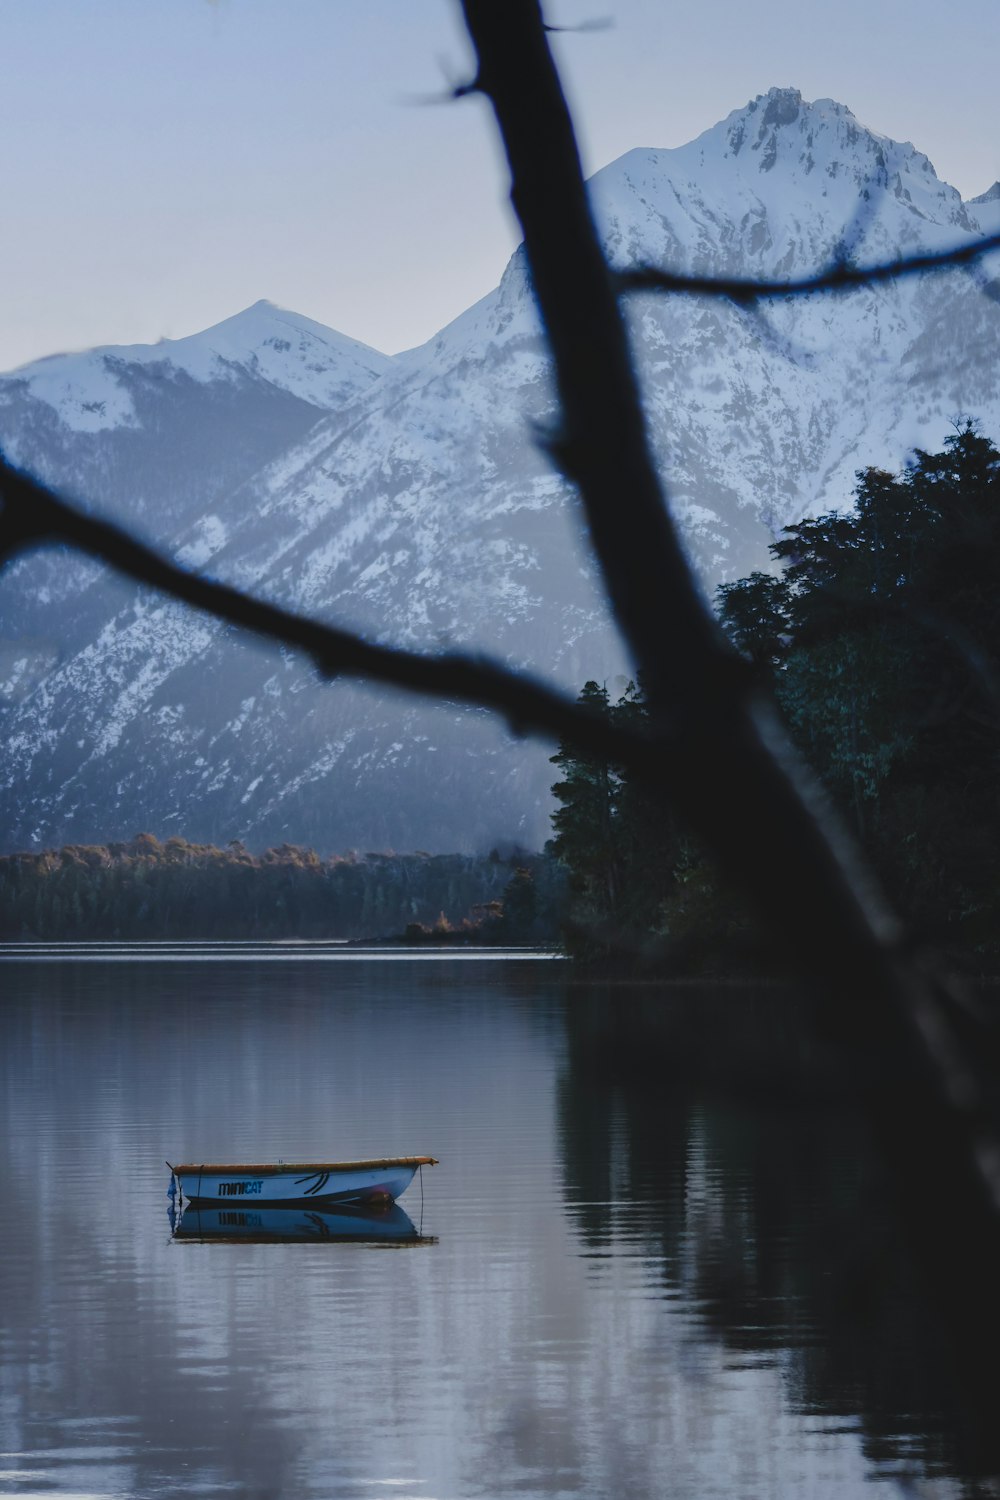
[549,681,621,930]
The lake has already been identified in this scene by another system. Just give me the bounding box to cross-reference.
[0,946,992,1497]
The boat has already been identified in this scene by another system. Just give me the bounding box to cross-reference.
[170,1200,435,1245]
[166,1156,437,1207]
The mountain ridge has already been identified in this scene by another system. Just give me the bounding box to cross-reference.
[5,298,388,435]
[2,88,999,855]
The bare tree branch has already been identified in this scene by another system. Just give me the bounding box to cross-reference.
[0,454,670,777]
[460,0,897,957]
[617,232,1000,305]
[458,0,1000,1251]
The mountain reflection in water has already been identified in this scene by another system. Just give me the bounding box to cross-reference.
[0,949,994,1497]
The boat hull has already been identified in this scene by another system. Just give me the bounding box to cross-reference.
[174,1162,423,1207]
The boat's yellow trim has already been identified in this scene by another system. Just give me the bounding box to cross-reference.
[171,1156,438,1175]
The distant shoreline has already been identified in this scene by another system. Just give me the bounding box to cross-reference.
[0,835,565,946]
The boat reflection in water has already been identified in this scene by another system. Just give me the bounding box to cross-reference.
[170,1198,435,1246]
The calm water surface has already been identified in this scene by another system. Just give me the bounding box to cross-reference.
[0,948,990,1498]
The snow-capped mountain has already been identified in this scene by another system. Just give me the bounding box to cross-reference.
[2,88,999,855]
[0,302,388,645]
[7,300,387,438]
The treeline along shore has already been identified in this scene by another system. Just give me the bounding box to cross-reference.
[0,833,566,943]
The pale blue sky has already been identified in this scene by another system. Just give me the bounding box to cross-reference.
[1,0,997,370]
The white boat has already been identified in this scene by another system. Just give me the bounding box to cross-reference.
[167,1156,437,1207]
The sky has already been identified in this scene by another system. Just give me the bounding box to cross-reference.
[1,0,998,373]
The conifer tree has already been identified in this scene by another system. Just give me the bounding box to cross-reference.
[724,422,1000,952]
[549,681,621,929]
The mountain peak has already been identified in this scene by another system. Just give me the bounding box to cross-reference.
[715,86,915,177]
[2,300,389,434]
[171,299,388,386]
[587,87,974,282]
[753,85,804,125]
[968,180,1000,235]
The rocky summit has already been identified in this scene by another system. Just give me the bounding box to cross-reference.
[2,89,999,855]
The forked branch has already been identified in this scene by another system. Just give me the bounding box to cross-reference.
[459,0,1000,1246]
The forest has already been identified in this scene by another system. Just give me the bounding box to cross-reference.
[550,424,1000,969]
[0,833,563,943]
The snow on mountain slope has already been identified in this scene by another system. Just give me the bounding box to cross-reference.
[968,181,1000,238]
[2,89,999,856]
[585,88,998,539]
[592,88,978,276]
[0,302,389,646]
[6,300,388,434]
